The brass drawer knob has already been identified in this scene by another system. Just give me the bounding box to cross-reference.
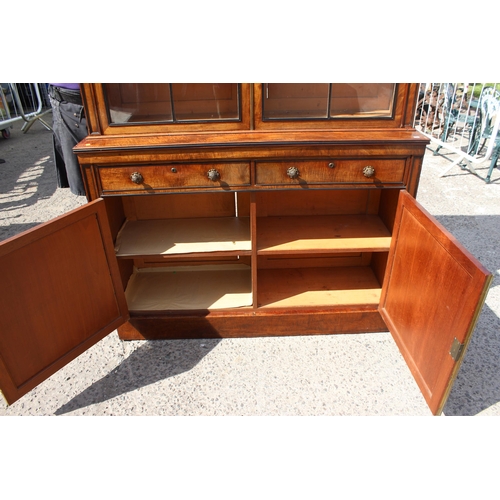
[363,166,375,178]
[207,168,220,181]
[287,166,300,179]
[130,172,144,184]
[328,162,335,169]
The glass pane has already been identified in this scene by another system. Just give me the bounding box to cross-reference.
[106,84,173,124]
[329,84,396,118]
[263,83,330,119]
[105,83,240,124]
[171,84,239,121]
[262,83,397,120]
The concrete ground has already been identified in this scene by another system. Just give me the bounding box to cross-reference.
[0,117,499,417]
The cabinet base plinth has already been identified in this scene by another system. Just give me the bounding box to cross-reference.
[117,309,387,340]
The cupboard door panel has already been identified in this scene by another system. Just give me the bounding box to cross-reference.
[0,200,128,405]
[379,191,492,415]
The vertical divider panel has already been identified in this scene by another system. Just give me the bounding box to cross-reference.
[250,191,258,309]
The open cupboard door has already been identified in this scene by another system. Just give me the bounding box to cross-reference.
[0,200,129,405]
[379,191,492,415]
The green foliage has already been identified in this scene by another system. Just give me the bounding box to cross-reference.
[468,83,500,98]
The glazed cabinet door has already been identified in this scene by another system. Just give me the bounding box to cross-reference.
[379,191,492,415]
[0,200,129,405]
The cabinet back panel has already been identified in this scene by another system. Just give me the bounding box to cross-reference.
[255,190,380,217]
[123,192,237,220]
[258,253,371,269]
[134,256,250,268]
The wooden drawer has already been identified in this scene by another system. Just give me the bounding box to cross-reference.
[255,159,406,185]
[98,163,251,192]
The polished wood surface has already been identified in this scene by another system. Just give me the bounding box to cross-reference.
[75,129,428,156]
[380,191,492,415]
[115,217,251,257]
[255,159,405,185]
[125,266,252,311]
[257,215,391,254]
[258,266,382,308]
[83,84,251,134]
[0,200,129,404]
[98,162,251,194]
[118,308,388,340]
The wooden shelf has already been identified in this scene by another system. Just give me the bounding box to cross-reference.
[115,217,251,258]
[257,266,382,308]
[257,215,391,255]
[125,265,252,311]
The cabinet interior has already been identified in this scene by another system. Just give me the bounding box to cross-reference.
[104,188,400,313]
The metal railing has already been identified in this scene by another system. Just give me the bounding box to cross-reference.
[414,82,500,182]
[0,83,52,137]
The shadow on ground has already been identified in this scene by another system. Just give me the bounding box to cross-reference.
[434,214,500,415]
[444,303,500,415]
[55,338,221,415]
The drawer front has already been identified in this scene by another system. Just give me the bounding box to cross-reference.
[255,159,406,185]
[98,163,251,192]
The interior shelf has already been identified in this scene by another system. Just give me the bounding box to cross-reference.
[257,266,382,308]
[257,215,391,254]
[125,265,252,311]
[115,217,251,257]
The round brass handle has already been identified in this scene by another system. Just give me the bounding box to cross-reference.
[287,166,300,179]
[328,162,335,169]
[207,168,220,181]
[363,166,375,178]
[130,172,144,184]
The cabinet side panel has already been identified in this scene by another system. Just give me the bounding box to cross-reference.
[80,83,102,135]
[103,196,126,240]
[378,188,401,232]
[405,156,424,197]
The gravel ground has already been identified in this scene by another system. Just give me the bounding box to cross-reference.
[0,117,499,417]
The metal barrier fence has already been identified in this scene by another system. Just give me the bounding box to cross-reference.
[415,82,500,183]
[0,83,52,138]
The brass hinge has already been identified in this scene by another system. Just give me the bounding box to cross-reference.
[450,337,465,362]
